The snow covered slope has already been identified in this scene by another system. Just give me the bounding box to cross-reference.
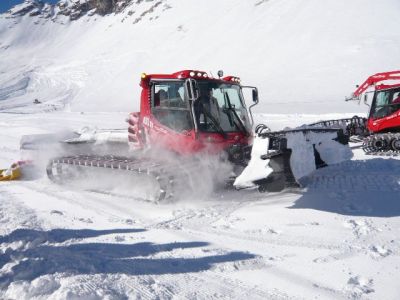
[0,0,399,114]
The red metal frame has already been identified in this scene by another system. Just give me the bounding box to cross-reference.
[128,70,252,156]
[352,70,400,97]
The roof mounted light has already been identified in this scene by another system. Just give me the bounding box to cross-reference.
[141,73,147,79]
[229,76,241,83]
[190,71,195,77]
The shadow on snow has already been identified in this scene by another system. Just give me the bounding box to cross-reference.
[0,228,145,244]
[290,158,400,217]
[0,228,255,287]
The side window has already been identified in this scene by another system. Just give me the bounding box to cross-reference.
[152,82,192,132]
[153,84,186,108]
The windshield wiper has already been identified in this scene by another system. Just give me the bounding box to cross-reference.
[200,102,227,138]
[223,91,249,136]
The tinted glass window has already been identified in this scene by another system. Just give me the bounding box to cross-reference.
[153,82,186,108]
[152,81,193,132]
[371,88,400,119]
[194,82,250,133]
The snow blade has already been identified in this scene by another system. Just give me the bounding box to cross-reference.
[234,126,353,192]
[20,129,130,161]
[20,132,79,151]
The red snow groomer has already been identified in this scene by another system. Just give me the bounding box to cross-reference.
[353,71,400,154]
[30,70,351,202]
[310,71,400,154]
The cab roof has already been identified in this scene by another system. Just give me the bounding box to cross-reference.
[140,70,241,85]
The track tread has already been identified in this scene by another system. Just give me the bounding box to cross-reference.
[362,132,400,155]
[47,155,177,202]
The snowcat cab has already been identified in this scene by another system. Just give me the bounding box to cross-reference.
[128,70,258,165]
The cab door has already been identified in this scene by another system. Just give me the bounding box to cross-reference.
[148,80,196,153]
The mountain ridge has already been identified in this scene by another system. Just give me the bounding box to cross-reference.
[3,0,157,21]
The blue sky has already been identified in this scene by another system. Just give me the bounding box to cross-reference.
[0,0,59,13]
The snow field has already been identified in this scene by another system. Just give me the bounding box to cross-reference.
[0,112,398,299]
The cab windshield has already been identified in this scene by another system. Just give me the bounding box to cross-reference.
[151,80,251,135]
[371,88,400,119]
[194,82,251,134]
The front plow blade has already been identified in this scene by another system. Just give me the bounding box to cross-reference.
[234,127,352,192]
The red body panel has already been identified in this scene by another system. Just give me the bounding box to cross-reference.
[368,110,400,133]
[128,70,252,156]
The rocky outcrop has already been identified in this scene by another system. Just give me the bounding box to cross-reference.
[57,0,131,19]
[4,0,139,21]
[8,0,45,17]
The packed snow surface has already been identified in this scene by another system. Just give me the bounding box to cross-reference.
[0,112,399,299]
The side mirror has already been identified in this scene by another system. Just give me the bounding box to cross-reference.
[252,88,259,103]
[185,78,199,101]
[241,86,259,127]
